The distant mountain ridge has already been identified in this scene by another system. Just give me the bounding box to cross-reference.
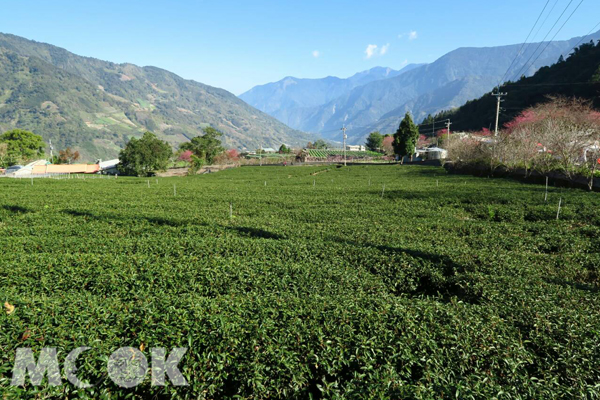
[241,31,600,145]
[0,33,312,160]
[428,40,600,133]
[239,64,424,128]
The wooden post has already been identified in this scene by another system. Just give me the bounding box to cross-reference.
[556,198,562,220]
[229,203,233,219]
[545,176,548,202]
[174,184,177,196]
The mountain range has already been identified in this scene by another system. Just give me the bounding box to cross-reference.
[430,40,600,133]
[240,31,600,145]
[0,33,312,160]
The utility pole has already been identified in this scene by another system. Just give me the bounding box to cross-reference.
[445,119,452,147]
[259,142,262,166]
[493,90,507,137]
[49,139,54,161]
[341,126,347,167]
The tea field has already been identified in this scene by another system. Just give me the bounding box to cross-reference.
[1,165,600,399]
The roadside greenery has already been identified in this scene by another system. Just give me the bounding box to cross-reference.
[180,127,226,165]
[1,166,600,398]
[365,131,383,152]
[118,131,172,177]
[0,129,45,167]
[306,139,328,150]
[278,144,292,154]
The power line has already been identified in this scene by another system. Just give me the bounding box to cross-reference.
[341,126,347,166]
[560,20,600,59]
[417,118,451,127]
[506,0,561,83]
[531,0,561,43]
[499,0,551,86]
[513,0,585,82]
[505,81,600,87]
[511,0,561,76]
[510,0,577,82]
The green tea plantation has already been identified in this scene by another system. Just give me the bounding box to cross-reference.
[1,166,600,399]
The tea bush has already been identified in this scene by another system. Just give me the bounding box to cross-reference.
[1,165,599,399]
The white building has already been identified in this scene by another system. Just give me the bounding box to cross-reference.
[346,145,366,152]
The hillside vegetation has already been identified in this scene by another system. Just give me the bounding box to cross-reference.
[433,40,600,132]
[2,166,600,398]
[0,33,311,160]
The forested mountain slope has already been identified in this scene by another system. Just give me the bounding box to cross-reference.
[0,33,311,160]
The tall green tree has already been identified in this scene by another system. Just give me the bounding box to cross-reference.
[118,132,172,177]
[180,127,225,164]
[0,129,45,166]
[313,139,328,150]
[278,144,292,154]
[393,113,420,162]
[365,131,383,152]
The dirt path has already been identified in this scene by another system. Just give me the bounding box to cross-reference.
[156,164,239,177]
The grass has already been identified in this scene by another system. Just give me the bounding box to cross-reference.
[1,165,600,399]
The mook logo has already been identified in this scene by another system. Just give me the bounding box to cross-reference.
[11,347,188,388]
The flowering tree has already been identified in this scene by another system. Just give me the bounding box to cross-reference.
[510,98,600,177]
[226,149,240,160]
[178,150,193,163]
[479,128,492,137]
[417,134,429,148]
[446,97,600,187]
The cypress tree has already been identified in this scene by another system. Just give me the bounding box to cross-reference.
[393,112,420,162]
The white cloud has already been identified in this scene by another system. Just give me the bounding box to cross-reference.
[365,44,378,59]
[312,50,320,58]
[399,30,418,41]
[365,44,389,59]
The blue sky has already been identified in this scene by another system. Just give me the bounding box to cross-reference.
[1,0,599,94]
